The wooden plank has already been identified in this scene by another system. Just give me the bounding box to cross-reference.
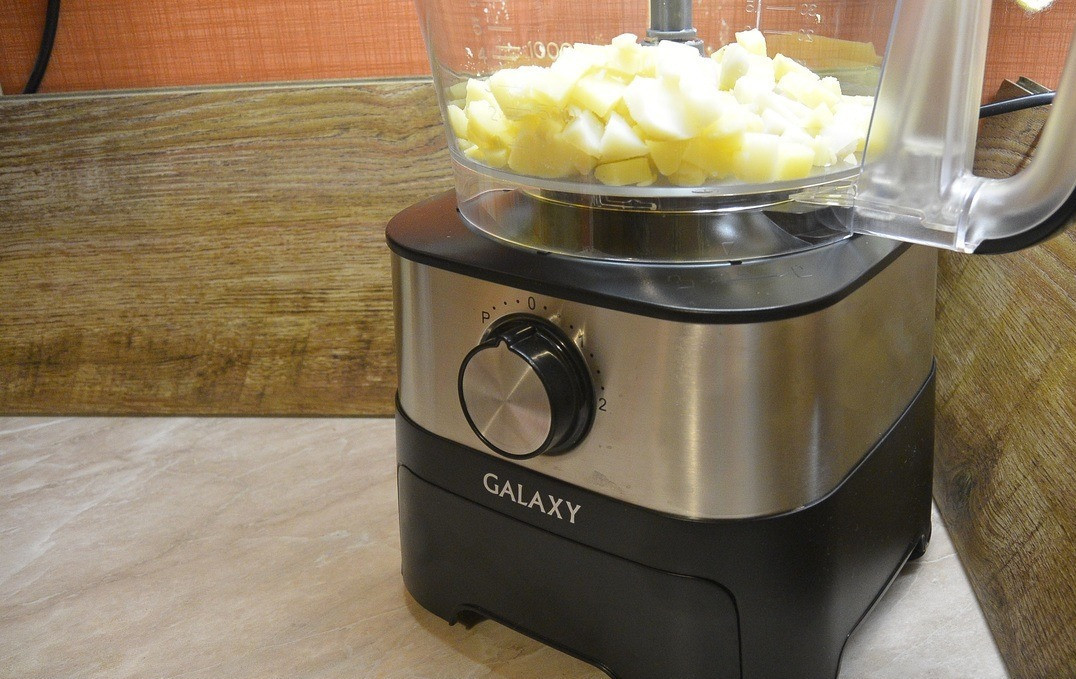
[0,80,452,415]
[934,98,1076,678]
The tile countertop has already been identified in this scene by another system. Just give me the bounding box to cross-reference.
[0,417,1008,679]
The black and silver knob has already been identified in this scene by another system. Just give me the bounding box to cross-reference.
[458,315,594,459]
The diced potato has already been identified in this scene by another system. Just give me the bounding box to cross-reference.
[710,106,753,137]
[572,151,598,175]
[736,29,768,57]
[645,139,689,176]
[734,132,781,182]
[447,81,468,101]
[718,44,752,90]
[606,34,652,78]
[734,74,774,109]
[465,78,499,107]
[654,40,708,81]
[599,112,649,162]
[670,162,709,186]
[774,140,815,180]
[805,103,835,135]
[508,118,576,178]
[595,157,656,186]
[447,104,469,139]
[777,71,839,108]
[531,69,576,107]
[489,67,557,118]
[449,30,875,185]
[762,91,810,124]
[762,108,789,135]
[820,76,843,98]
[570,74,626,118]
[464,144,509,169]
[561,110,605,157]
[772,54,811,80]
[680,87,736,131]
[683,133,740,178]
[810,137,838,167]
[612,100,636,125]
[550,45,604,82]
[465,99,516,147]
[623,77,697,141]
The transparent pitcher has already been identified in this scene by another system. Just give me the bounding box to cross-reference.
[415,0,1076,259]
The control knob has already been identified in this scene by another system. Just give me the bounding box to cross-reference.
[458,315,594,459]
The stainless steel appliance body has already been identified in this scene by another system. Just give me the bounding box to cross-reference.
[390,191,938,679]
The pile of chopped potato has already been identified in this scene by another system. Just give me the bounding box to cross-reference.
[445,29,874,187]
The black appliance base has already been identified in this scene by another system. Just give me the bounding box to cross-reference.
[397,368,935,679]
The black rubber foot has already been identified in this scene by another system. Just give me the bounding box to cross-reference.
[908,523,933,561]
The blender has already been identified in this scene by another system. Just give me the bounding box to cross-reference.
[388,1,1076,677]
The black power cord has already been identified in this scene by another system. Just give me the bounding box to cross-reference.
[22,0,61,94]
[979,91,1056,118]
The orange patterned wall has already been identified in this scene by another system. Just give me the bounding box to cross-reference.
[2,0,1075,95]
[1,0,429,94]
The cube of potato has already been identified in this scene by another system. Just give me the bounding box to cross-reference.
[572,151,598,176]
[683,132,740,179]
[774,140,815,180]
[599,112,649,162]
[670,162,709,186]
[718,44,752,90]
[654,39,708,81]
[550,45,604,82]
[761,108,789,135]
[736,29,768,57]
[447,81,468,101]
[805,103,835,135]
[777,71,839,108]
[607,34,653,78]
[508,118,577,178]
[488,68,546,119]
[531,69,576,107]
[595,156,656,186]
[446,104,469,139]
[623,77,697,141]
[645,139,689,176]
[465,99,516,148]
[734,132,781,182]
[561,110,605,158]
[682,89,737,131]
[466,78,499,107]
[772,54,811,80]
[464,144,509,169]
[570,74,626,118]
[820,76,843,98]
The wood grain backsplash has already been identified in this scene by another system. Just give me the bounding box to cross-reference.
[0,80,451,415]
[2,0,1075,96]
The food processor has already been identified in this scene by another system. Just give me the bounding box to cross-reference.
[388,1,1076,677]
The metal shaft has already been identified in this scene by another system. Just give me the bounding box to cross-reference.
[647,0,697,41]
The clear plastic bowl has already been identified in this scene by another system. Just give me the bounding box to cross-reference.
[416,0,1076,257]
[414,0,895,260]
